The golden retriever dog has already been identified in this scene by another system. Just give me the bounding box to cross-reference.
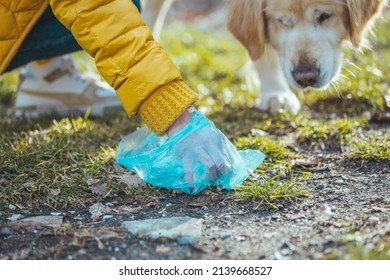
[142,0,387,114]
[228,0,387,113]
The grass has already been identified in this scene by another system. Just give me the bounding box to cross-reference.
[329,236,390,260]
[297,117,367,144]
[346,134,390,160]
[1,19,390,208]
[0,115,143,208]
[235,135,292,161]
[233,171,310,209]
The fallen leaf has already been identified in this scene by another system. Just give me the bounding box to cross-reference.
[121,206,143,214]
[7,216,63,231]
[113,173,144,188]
[88,179,109,196]
[89,202,111,221]
[50,188,61,196]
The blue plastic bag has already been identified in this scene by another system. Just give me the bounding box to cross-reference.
[116,110,265,195]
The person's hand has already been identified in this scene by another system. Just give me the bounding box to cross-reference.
[116,109,265,195]
[166,109,192,137]
[167,110,229,190]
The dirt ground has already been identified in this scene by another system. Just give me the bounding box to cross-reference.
[1,0,390,260]
[1,124,389,260]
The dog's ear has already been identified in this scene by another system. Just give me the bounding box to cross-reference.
[346,0,386,48]
[227,0,266,60]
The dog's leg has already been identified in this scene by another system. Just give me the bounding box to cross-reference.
[142,0,175,41]
[254,45,301,114]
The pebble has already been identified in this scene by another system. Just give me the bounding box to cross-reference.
[102,215,114,220]
[178,237,198,245]
[1,227,11,235]
[139,240,147,248]
[219,231,232,240]
[77,249,87,255]
[8,204,16,211]
[224,215,233,220]
[114,247,120,252]
[7,214,21,222]
[368,216,380,224]
[50,212,62,216]
[280,248,291,256]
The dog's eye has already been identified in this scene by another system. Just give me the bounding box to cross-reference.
[277,18,292,28]
[318,12,333,24]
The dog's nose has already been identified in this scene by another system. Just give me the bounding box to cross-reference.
[292,67,320,88]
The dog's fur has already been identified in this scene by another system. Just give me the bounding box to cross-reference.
[143,0,387,114]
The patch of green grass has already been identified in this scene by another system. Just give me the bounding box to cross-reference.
[346,134,390,160]
[0,115,142,208]
[235,135,292,161]
[330,238,390,260]
[297,117,367,144]
[233,171,310,209]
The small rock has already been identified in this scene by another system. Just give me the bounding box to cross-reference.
[155,246,172,253]
[178,236,198,245]
[20,210,30,215]
[77,249,87,255]
[102,215,114,220]
[8,204,16,211]
[367,216,380,225]
[139,240,147,248]
[50,212,62,216]
[224,215,233,220]
[219,231,232,240]
[7,214,21,222]
[280,248,291,256]
[334,179,344,185]
[1,227,12,235]
[123,216,203,240]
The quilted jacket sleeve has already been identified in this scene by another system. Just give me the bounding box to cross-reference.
[49,0,198,135]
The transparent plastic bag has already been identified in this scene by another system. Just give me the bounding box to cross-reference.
[116,110,265,195]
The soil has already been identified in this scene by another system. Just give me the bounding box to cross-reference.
[1,135,389,260]
[1,0,389,261]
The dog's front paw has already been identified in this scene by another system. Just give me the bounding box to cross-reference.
[256,91,301,114]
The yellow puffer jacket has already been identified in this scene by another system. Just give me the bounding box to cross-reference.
[0,0,198,135]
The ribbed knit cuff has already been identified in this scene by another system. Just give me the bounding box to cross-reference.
[139,80,198,135]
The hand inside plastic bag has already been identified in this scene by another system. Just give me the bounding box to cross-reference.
[116,109,265,195]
